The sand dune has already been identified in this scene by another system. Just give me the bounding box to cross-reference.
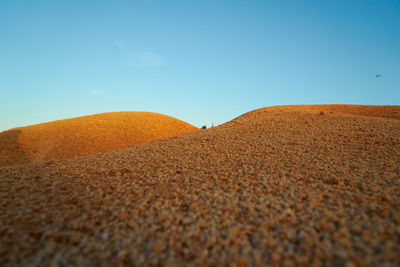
[0,112,198,167]
[0,105,399,266]
[233,104,400,122]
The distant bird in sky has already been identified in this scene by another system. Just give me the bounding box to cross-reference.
[376,74,382,78]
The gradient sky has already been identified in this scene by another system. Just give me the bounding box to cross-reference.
[1,0,399,131]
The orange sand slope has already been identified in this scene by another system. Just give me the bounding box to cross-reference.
[0,112,198,167]
[0,104,400,265]
[232,104,400,123]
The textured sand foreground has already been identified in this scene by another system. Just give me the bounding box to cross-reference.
[0,111,198,167]
[1,105,399,266]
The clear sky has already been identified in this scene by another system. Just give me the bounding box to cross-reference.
[1,0,399,131]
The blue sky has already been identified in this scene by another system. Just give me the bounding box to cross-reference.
[1,0,399,131]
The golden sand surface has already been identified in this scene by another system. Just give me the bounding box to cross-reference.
[0,112,198,167]
[0,105,399,266]
[235,104,400,121]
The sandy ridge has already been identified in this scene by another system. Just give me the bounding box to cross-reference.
[0,111,198,167]
[0,105,399,266]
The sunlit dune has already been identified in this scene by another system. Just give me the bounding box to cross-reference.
[231,104,400,123]
[1,105,399,265]
[291,104,400,119]
[0,112,198,167]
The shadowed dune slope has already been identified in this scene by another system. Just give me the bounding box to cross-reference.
[0,112,198,167]
[1,105,400,266]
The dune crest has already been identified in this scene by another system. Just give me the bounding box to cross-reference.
[229,104,400,124]
[0,111,198,167]
[0,105,400,265]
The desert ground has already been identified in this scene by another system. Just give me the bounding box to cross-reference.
[0,105,399,266]
[0,111,198,167]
